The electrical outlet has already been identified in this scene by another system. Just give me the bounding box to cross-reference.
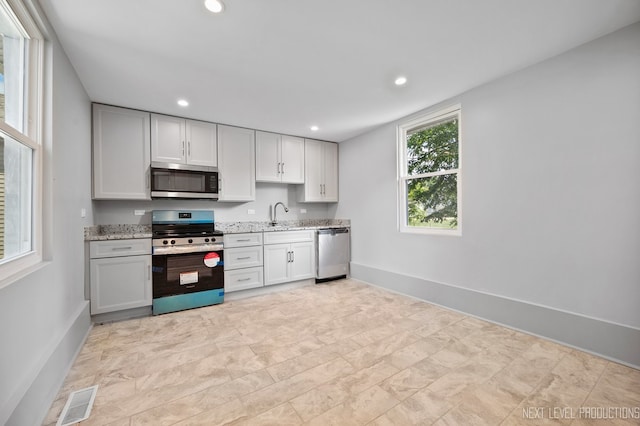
[80,208,86,218]
[134,210,146,216]
[300,208,307,214]
[247,209,256,215]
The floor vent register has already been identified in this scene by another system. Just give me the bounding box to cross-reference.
[56,385,99,426]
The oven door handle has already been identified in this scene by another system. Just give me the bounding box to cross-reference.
[152,244,224,255]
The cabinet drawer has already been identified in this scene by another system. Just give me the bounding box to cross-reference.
[224,246,263,270]
[90,239,151,258]
[225,267,264,292]
[224,232,263,248]
[263,230,314,245]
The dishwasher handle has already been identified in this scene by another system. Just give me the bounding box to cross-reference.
[317,228,349,235]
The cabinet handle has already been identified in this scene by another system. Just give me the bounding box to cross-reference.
[237,256,251,260]
[282,163,285,174]
[287,251,291,262]
[291,250,295,262]
[236,239,251,242]
[188,141,191,157]
[218,177,222,193]
[182,141,185,157]
[147,265,151,280]
[111,246,133,251]
[238,277,251,282]
[146,168,150,189]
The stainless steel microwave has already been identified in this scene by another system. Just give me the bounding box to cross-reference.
[150,162,219,200]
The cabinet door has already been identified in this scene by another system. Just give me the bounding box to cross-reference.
[322,142,339,202]
[290,241,315,281]
[302,139,324,201]
[217,125,256,201]
[255,131,281,182]
[280,135,305,184]
[151,114,186,164]
[186,120,217,167]
[92,104,151,200]
[263,243,290,286]
[90,255,152,314]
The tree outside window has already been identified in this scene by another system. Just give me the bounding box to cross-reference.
[399,106,461,234]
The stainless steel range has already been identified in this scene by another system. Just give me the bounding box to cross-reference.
[151,210,224,315]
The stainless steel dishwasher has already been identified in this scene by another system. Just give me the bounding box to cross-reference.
[316,228,350,282]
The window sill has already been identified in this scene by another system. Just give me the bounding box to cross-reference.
[399,226,462,237]
[0,254,49,290]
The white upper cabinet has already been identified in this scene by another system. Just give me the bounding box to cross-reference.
[255,131,304,183]
[298,139,338,202]
[187,120,218,167]
[281,135,305,183]
[217,125,256,202]
[255,131,280,182]
[92,104,151,200]
[151,113,217,167]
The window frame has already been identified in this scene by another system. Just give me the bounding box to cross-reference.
[397,104,462,236]
[0,0,44,287]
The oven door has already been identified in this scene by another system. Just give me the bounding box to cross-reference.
[152,249,224,299]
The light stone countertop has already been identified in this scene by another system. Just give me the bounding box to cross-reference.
[216,219,350,234]
[84,224,152,241]
[85,219,350,241]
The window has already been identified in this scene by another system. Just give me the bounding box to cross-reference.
[398,105,461,235]
[0,0,42,283]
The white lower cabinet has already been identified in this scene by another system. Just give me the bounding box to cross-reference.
[89,239,152,315]
[224,232,264,292]
[225,267,264,292]
[263,230,315,286]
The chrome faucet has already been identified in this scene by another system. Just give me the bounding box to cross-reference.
[270,202,289,225]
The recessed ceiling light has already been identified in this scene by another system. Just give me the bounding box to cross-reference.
[204,0,224,13]
[177,99,189,107]
[310,125,319,131]
[394,76,407,86]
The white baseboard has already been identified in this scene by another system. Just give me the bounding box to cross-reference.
[3,301,91,426]
[351,262,640,369]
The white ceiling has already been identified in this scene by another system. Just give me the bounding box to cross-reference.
[39,0,640,142]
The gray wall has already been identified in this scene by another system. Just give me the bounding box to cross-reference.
[94,182,330,225]
[335,23,640,334]
[0,3,93,423]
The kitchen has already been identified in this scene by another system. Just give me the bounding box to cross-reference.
[1,1,639,425]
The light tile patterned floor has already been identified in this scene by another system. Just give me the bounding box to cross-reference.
[43,279,640,425]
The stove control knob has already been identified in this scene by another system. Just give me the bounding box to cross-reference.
[211,237,217,242]
[170,240,176,245]
[188,239,193,243]
[204,238,210,242]
[163,240,168,245]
